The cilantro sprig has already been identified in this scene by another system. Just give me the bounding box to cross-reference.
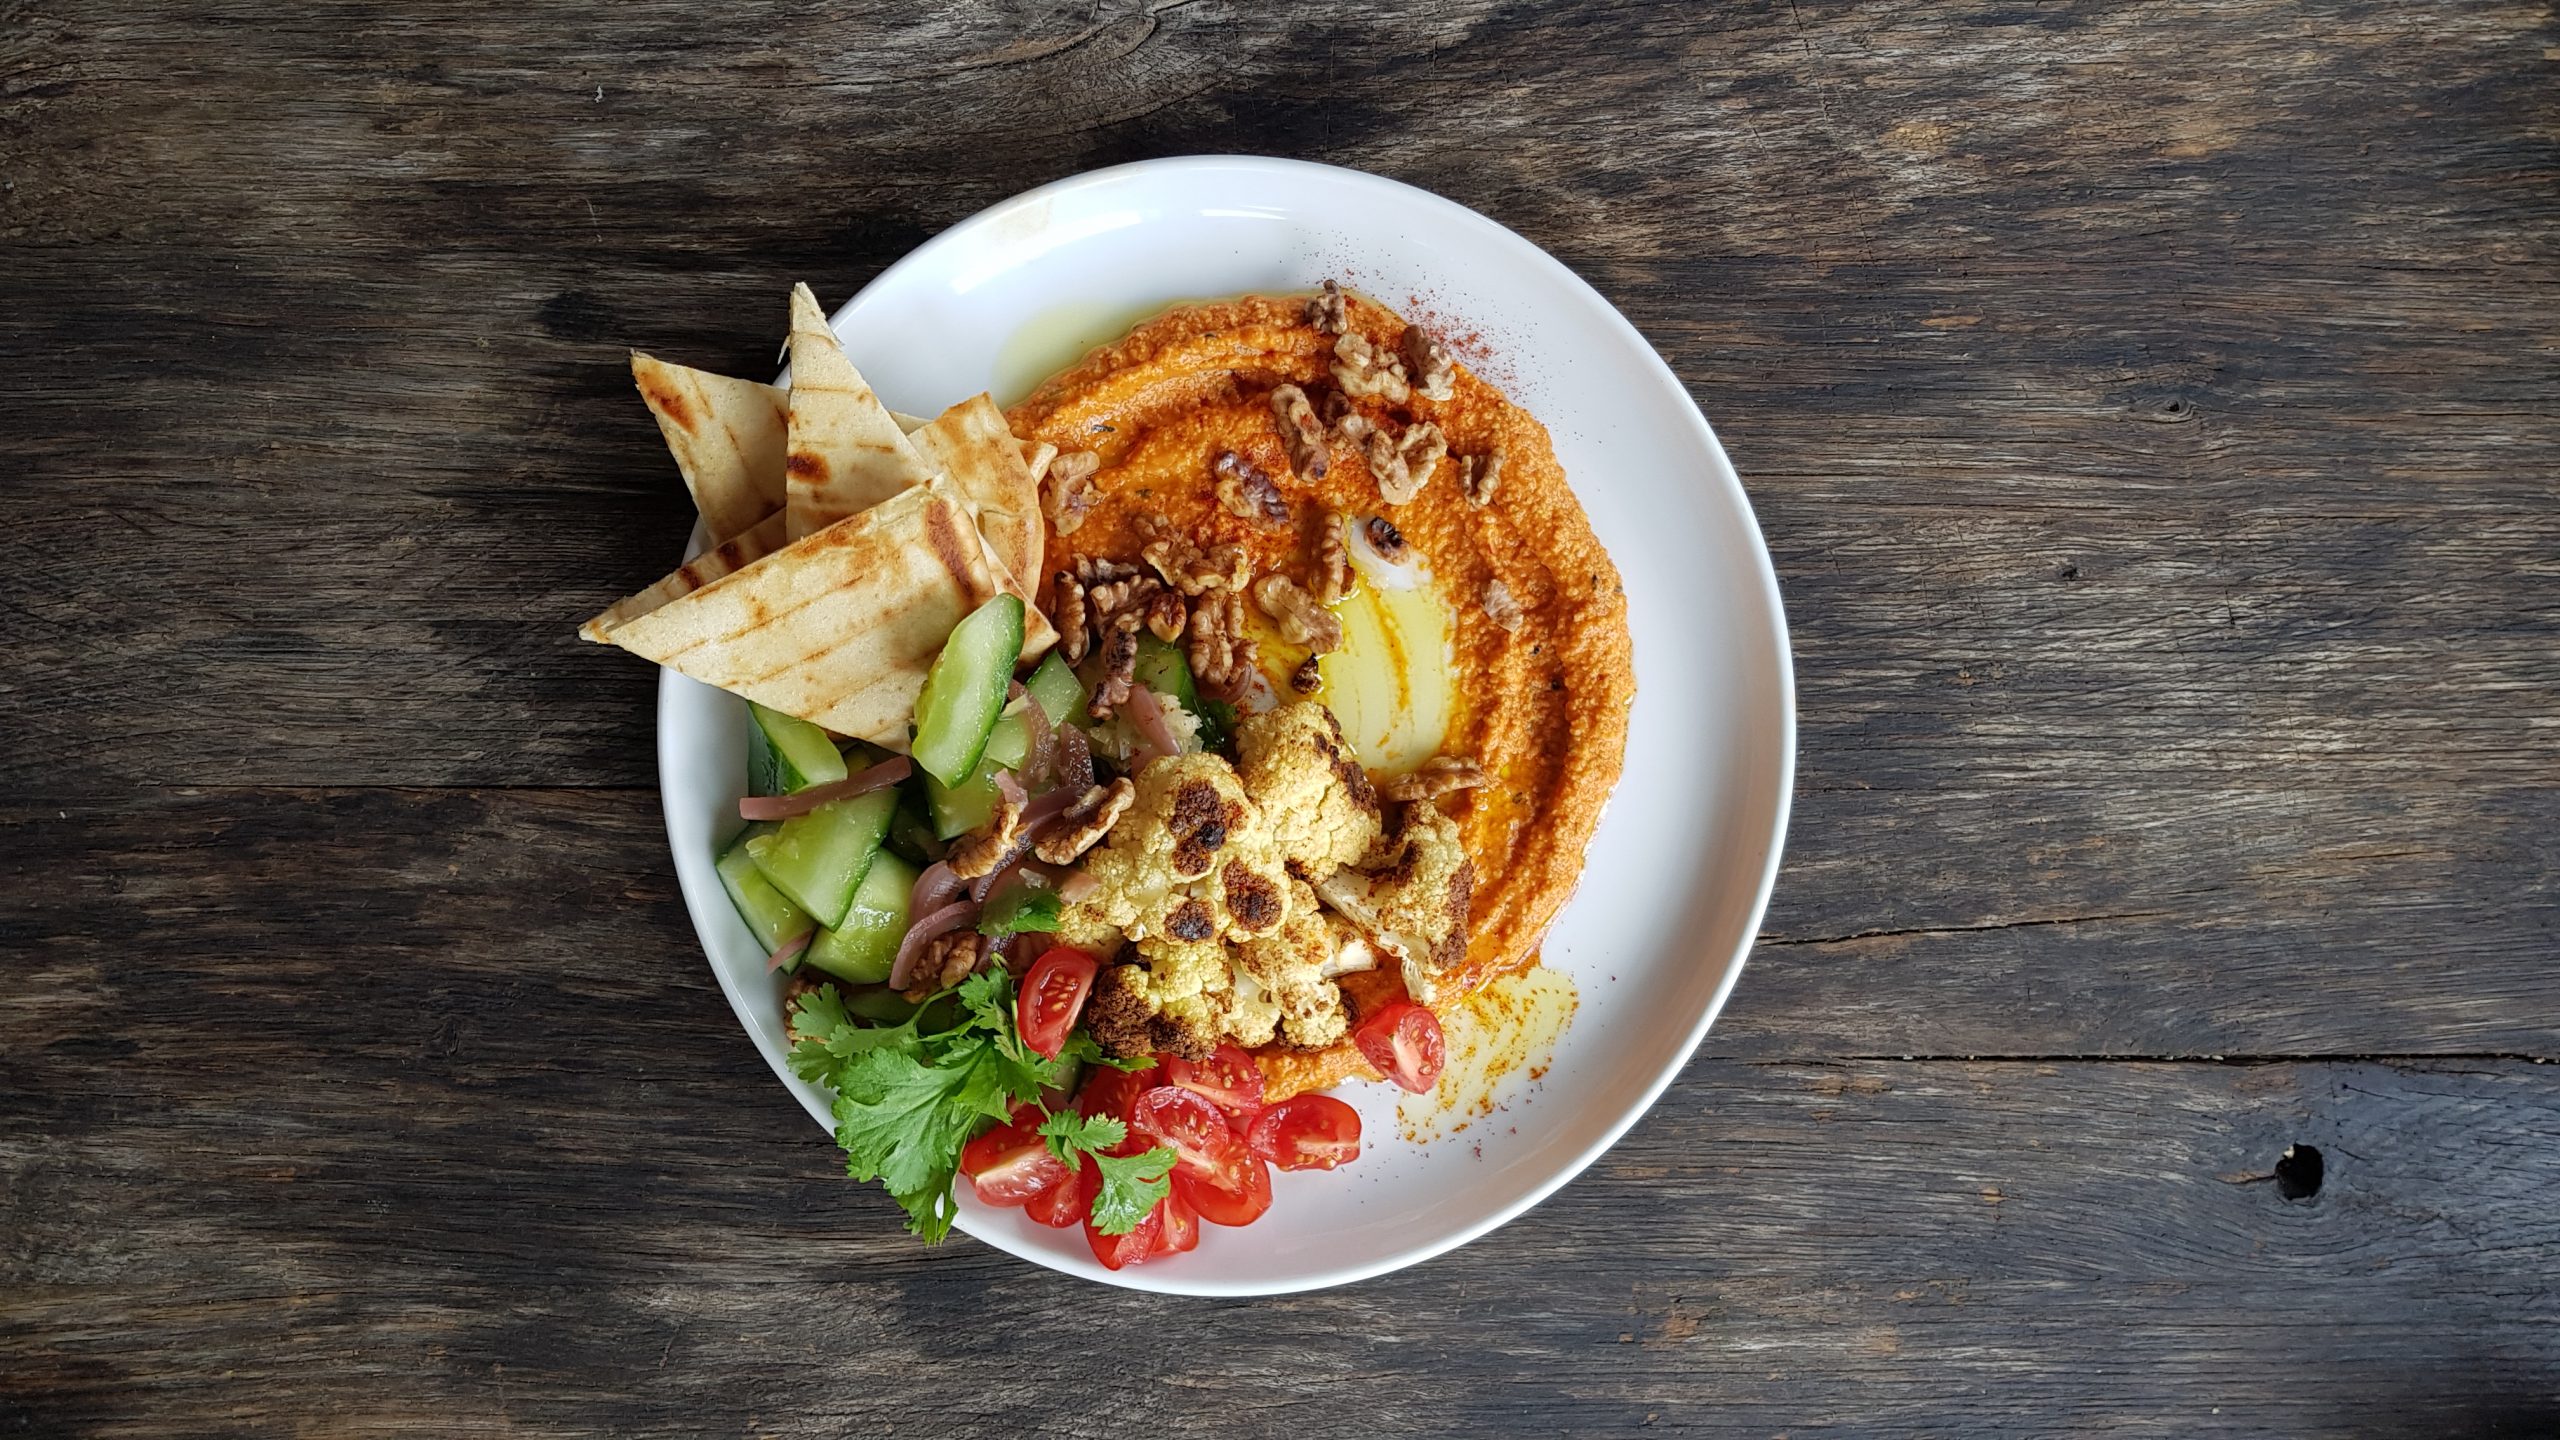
[786,972,1175,1241]
[1035,1111,1178,1235]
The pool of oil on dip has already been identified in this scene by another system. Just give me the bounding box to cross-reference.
[1399,966,1579,1143]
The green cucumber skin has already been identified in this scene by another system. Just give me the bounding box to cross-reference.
[924,710,1033,839]
[715,827,816,954]
[749,702,849,790]
[744,788,898,930]
[1132,633,1228,749]
[803,850,917,986]
[912,595,1025,788]
[884,794,948,867]
[1025,651,1088,726]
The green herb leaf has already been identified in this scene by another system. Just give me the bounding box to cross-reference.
[1035,1108,1126,1167]
[1088,1147,1177,1235]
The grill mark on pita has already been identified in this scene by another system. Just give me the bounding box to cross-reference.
[639,376,697,433]
[923,497,978,592]
[786,452,828,481]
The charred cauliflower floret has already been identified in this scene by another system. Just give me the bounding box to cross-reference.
[1312,800,1474,1004]
[1233,701,1382,879]
[1063,752,1292,946]
[1086,937,1282,1060]
[1233,878,1382,1050]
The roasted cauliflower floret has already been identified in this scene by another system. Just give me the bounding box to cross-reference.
[1234,701,1381,879]
[1233,878,1380,1050]
[1063,752,1293,945]
[1086,937,1282,1060]
[1312,800,1474,1003]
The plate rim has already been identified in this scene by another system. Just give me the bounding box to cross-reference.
[656,154,1796,1295]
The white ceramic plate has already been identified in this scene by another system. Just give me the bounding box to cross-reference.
[657,156,1793,1295]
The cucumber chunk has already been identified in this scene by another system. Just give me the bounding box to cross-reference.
[749,702,849,793]
[1133,633,1227,750]
[804,850,917,985]
[1024,650,1088,727]
[744,788,897,929]
[716,826,816,956]
[925,708,1034,839]
[842,987,923,1026]
[883,792,947,868]
[912,595,1025,787]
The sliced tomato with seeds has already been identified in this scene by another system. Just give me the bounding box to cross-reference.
[1085,1205,1163,1270]
[1074,1065,1149,1133]
[1025,1155,1098,1229]
[1248,1094,1362,1171]
[965,1137,1070,1208]
[1152,1187,1201,1255]
[1160,1043,1266,1124]
[1017,947,1100,1060]
[1352,1000,1446,1093]
[1176,1157,1272,1227]
[956,1104,1045,1181]
[1129,1085,1251,1191]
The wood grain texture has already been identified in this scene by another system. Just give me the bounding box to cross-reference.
[3,0,2555,1434]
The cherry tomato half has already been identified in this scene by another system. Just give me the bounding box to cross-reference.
[956,1104,1045,1181]
[1025,1156,1098,1229]
[1249,1094,1363,1171]
[1352,1000,1446,1093]
[966,1138,1070,1208]
[1152,1187,1201,1255]
[1074,1065,1149,1133]
[1085,1205,1163,1270]
[1160,1043,1266,1124]
[1129,1085,1251,1191]
[1018,947,1100,1060]
[1176,1157,1273,1227]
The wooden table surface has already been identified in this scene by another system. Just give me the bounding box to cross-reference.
[6,2,2556,1435]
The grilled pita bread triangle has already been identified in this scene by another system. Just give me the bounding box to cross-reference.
[783,284,935,539]
[907,393,1044,595]
[629,353,787,544]
[586,478,1052,745]
[578,510,789,644]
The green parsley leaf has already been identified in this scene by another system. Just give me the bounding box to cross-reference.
[976,886,1062,937]
[1035,1108,1126,1167]
[1087,1147,1177,1235]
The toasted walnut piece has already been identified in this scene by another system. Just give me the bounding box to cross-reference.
[1331,331,1410,404]
[1144,588,1188,643]
[1313,511,1353,605]
[1322,390,1374,447]
[1460,450,1504,507]
[1269,384,1329,482]
[1087,572,1161,621]
[1044,450,1101,536]
[781,968,828,1027]
[1051,571,1090,663]
[1138,515,1252,596]
[1254,574,1344,654]
[1483,578,1525,634]
[903,930,991,1001]
[1290,655,1324,694]
[1076,555,1141,587]
[1306,279,1348,336]
[948,781,1029,880]
[1087,611,1143,720]
[1213,451,1292,532]
[1188,589,1259,702]
[1362,516,1411,565]
[1365,421,1446,506]
[1381,755,1488,803]
[1033,778,1137,865]
[1399,326,1456,403]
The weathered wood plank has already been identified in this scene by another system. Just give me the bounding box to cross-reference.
[6,1019,2555,1436]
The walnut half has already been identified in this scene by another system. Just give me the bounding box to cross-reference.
[1305,279,1348,336]
[1331,331,1411,405]
[1213,450,1292,532]
[1270,384,1329,482]
[1382,755,1487,803]
[1254,574,1344,654]
[1044,449,1101,536]
[1399,325,1455,402]
[1459,450,1504,507]
[1365,420,1446,506]
[1033,778,1137,865]
[1188,588,1260,702]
